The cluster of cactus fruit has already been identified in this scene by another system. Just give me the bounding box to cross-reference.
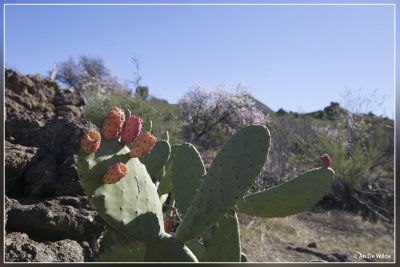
[77,107,334,262]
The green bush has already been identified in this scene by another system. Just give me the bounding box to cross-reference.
[298,114,393,221]
[300,117,390,186]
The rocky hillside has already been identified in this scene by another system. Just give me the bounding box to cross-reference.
[4,69,105,262]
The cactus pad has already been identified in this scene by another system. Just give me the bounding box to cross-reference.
[97,230,147,262]
[161,130,169,142]
[77,138,164,242]
[201,210,241,262]
[140,140,171,181]
[144,233,198,262]
[171,143,206,215]
[143,119,152,133]
[185,240,206,261]
[157,145,178,196]
[174,125,270,242]
[233,167,334,217]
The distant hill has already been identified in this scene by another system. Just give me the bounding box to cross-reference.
[245,95,274,114]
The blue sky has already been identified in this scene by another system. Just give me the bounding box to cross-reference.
[4,1,395,118]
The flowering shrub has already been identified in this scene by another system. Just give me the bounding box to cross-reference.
[179,83,270,147]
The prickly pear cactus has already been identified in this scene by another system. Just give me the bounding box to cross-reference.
[97,230,147,262]
[140,140,171,181]
[201,210,241,262]
[77,109,164,243]
[232,167,334,217]
[157,144,179,196]
[144,233,198,262]
[174,125,271,243]
[171,143,206,215]
[77,106,335,262]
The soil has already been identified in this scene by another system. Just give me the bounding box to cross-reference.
[239,209,394,262]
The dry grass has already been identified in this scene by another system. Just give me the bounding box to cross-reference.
[239,209,394,262]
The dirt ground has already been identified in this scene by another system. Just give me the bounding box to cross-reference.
[239,209,394,262]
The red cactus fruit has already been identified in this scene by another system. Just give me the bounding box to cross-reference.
[81,130,101,154]
[321,154,331,168]
[102,107,125,140]
[121,115,143,145]
[129,132,157,158]
[102,163,128,184]
[164,217,174,233]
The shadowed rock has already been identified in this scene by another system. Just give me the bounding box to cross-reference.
[6,196,105,242]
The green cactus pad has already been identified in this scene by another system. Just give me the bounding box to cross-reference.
[241,253,248,262]
[144,233,198,262]
[232,167,334,217]
[124,109,132,122]
[185,240,206,261]
[172,143,206,215]
[174,125,270,242]
[77,138,164,242]
[157,144,178,196]
[143,119,152,133]
[97,244,147,262]
[97,230,147,262]
[202,210,241,262]
[161,130,169,142]
[140,140,171,181]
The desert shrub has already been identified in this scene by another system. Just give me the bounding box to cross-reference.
[178,84,271,148]
[299,112,393,222]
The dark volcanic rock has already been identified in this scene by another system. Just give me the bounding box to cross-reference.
[5,69,95,197]
[6,196,105,242]
[24,155,59,196]
[4,69,102,262]
[5,141,41,193]
[5,232,56,262]
[5,232,92,262]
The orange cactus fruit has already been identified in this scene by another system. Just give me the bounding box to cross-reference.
[102,163,128,184]
[321,154,331,168]
[129,132,157,158]
[121,115,143,145]
[102,107,125,140]
[81,130,101,154]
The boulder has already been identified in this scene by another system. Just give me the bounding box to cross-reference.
[5,232,92,262]
[5,141,40,193]
[6,196,105,242]
[5,69,96,196]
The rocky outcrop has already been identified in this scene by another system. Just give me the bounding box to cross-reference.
[5,232,93,262]
[5,141,40,193]
[6,196,105,242]
[4,69,103,262]
[5,69,93,196]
